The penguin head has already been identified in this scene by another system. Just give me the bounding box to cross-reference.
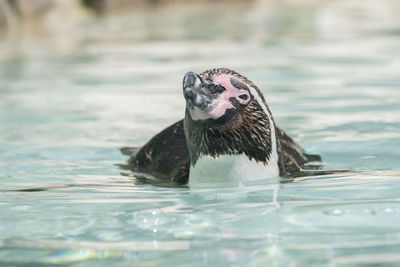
[183,68,265,128]
[182,68,275,165]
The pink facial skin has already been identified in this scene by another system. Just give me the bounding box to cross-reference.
[189,74,251,121]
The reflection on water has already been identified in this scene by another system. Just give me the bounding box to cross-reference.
[1,172,400,265]
[0,0,400,265]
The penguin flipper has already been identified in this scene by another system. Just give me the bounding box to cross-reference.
[124,120,190,185]
[276,127,321,175]
[304,153,322,163]
[120,147,140,156]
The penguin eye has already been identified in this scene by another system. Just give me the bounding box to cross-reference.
[239,94,249,100]
[239,94,248,101]
[236,92,251,105]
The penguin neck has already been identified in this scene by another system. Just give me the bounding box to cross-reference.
[183,101,279,185]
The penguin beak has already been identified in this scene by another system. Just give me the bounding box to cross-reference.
[182,72,212,110]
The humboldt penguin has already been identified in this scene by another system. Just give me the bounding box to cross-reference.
[120,68,321,185]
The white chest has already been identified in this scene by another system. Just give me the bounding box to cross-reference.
[188,152,279,187]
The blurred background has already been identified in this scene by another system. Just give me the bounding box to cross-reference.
[1,0,400,58]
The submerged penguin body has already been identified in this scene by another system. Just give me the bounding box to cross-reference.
[122,68,321,185]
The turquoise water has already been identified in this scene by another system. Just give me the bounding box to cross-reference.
[1,1,400,265]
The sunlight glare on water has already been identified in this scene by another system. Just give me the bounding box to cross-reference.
[0,0,400,265]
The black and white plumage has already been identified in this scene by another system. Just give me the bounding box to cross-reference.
[121,68,321,185]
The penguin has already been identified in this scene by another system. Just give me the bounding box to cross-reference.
[120,68,321,185]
